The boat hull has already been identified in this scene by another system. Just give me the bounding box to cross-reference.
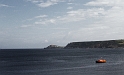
[96,59,106,63]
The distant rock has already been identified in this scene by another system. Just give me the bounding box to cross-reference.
[44,45,64,49]
[65,39,124,49]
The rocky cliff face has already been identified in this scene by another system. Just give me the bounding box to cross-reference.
[65,39,124,48]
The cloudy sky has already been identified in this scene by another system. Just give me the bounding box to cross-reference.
[0,0,124,48]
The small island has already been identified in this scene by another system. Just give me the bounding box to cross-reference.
[44,45,64,49]
[65,39,124,49]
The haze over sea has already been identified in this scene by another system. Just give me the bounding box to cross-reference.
[0,48,124,75]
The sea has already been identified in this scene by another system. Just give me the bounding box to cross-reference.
[0,48,124,75]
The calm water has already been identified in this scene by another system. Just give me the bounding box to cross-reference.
[0,48,124,75]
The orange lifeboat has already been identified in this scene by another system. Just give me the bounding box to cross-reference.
[96,59,106,63]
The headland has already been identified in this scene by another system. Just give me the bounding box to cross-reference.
[44,39,124,49]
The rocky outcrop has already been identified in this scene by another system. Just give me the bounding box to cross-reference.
[65,39,124,48]
[44,45,64,49]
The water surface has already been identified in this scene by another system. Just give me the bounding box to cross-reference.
[0,48,124,75]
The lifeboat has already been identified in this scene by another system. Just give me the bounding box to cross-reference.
[96,59,106,63]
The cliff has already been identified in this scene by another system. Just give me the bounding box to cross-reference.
[65,39,124,48]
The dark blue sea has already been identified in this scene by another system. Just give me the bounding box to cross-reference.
[0,48,124,75]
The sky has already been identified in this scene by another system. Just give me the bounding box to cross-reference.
[1,0,124,49]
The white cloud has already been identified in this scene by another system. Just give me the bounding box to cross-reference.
[45,40,48,43]
[49,19,56,23]
[67,3,73,5]
[85,0,124,7]
[67,6,73,9]
[35,18,56,25]
[23,15,48,23]
[47,0,124,43]
[27,0,43,3]
[72,0,124,41]
[20,25,33,28]
[28,0,124,30]
[35,15,48,18]
[27,0,66,7]
[34,7,105,25]
[85,0,109,6]
[85,0,124,26]
[58,8,105,23]
[22,0,124,47]
[0,4,10,7]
